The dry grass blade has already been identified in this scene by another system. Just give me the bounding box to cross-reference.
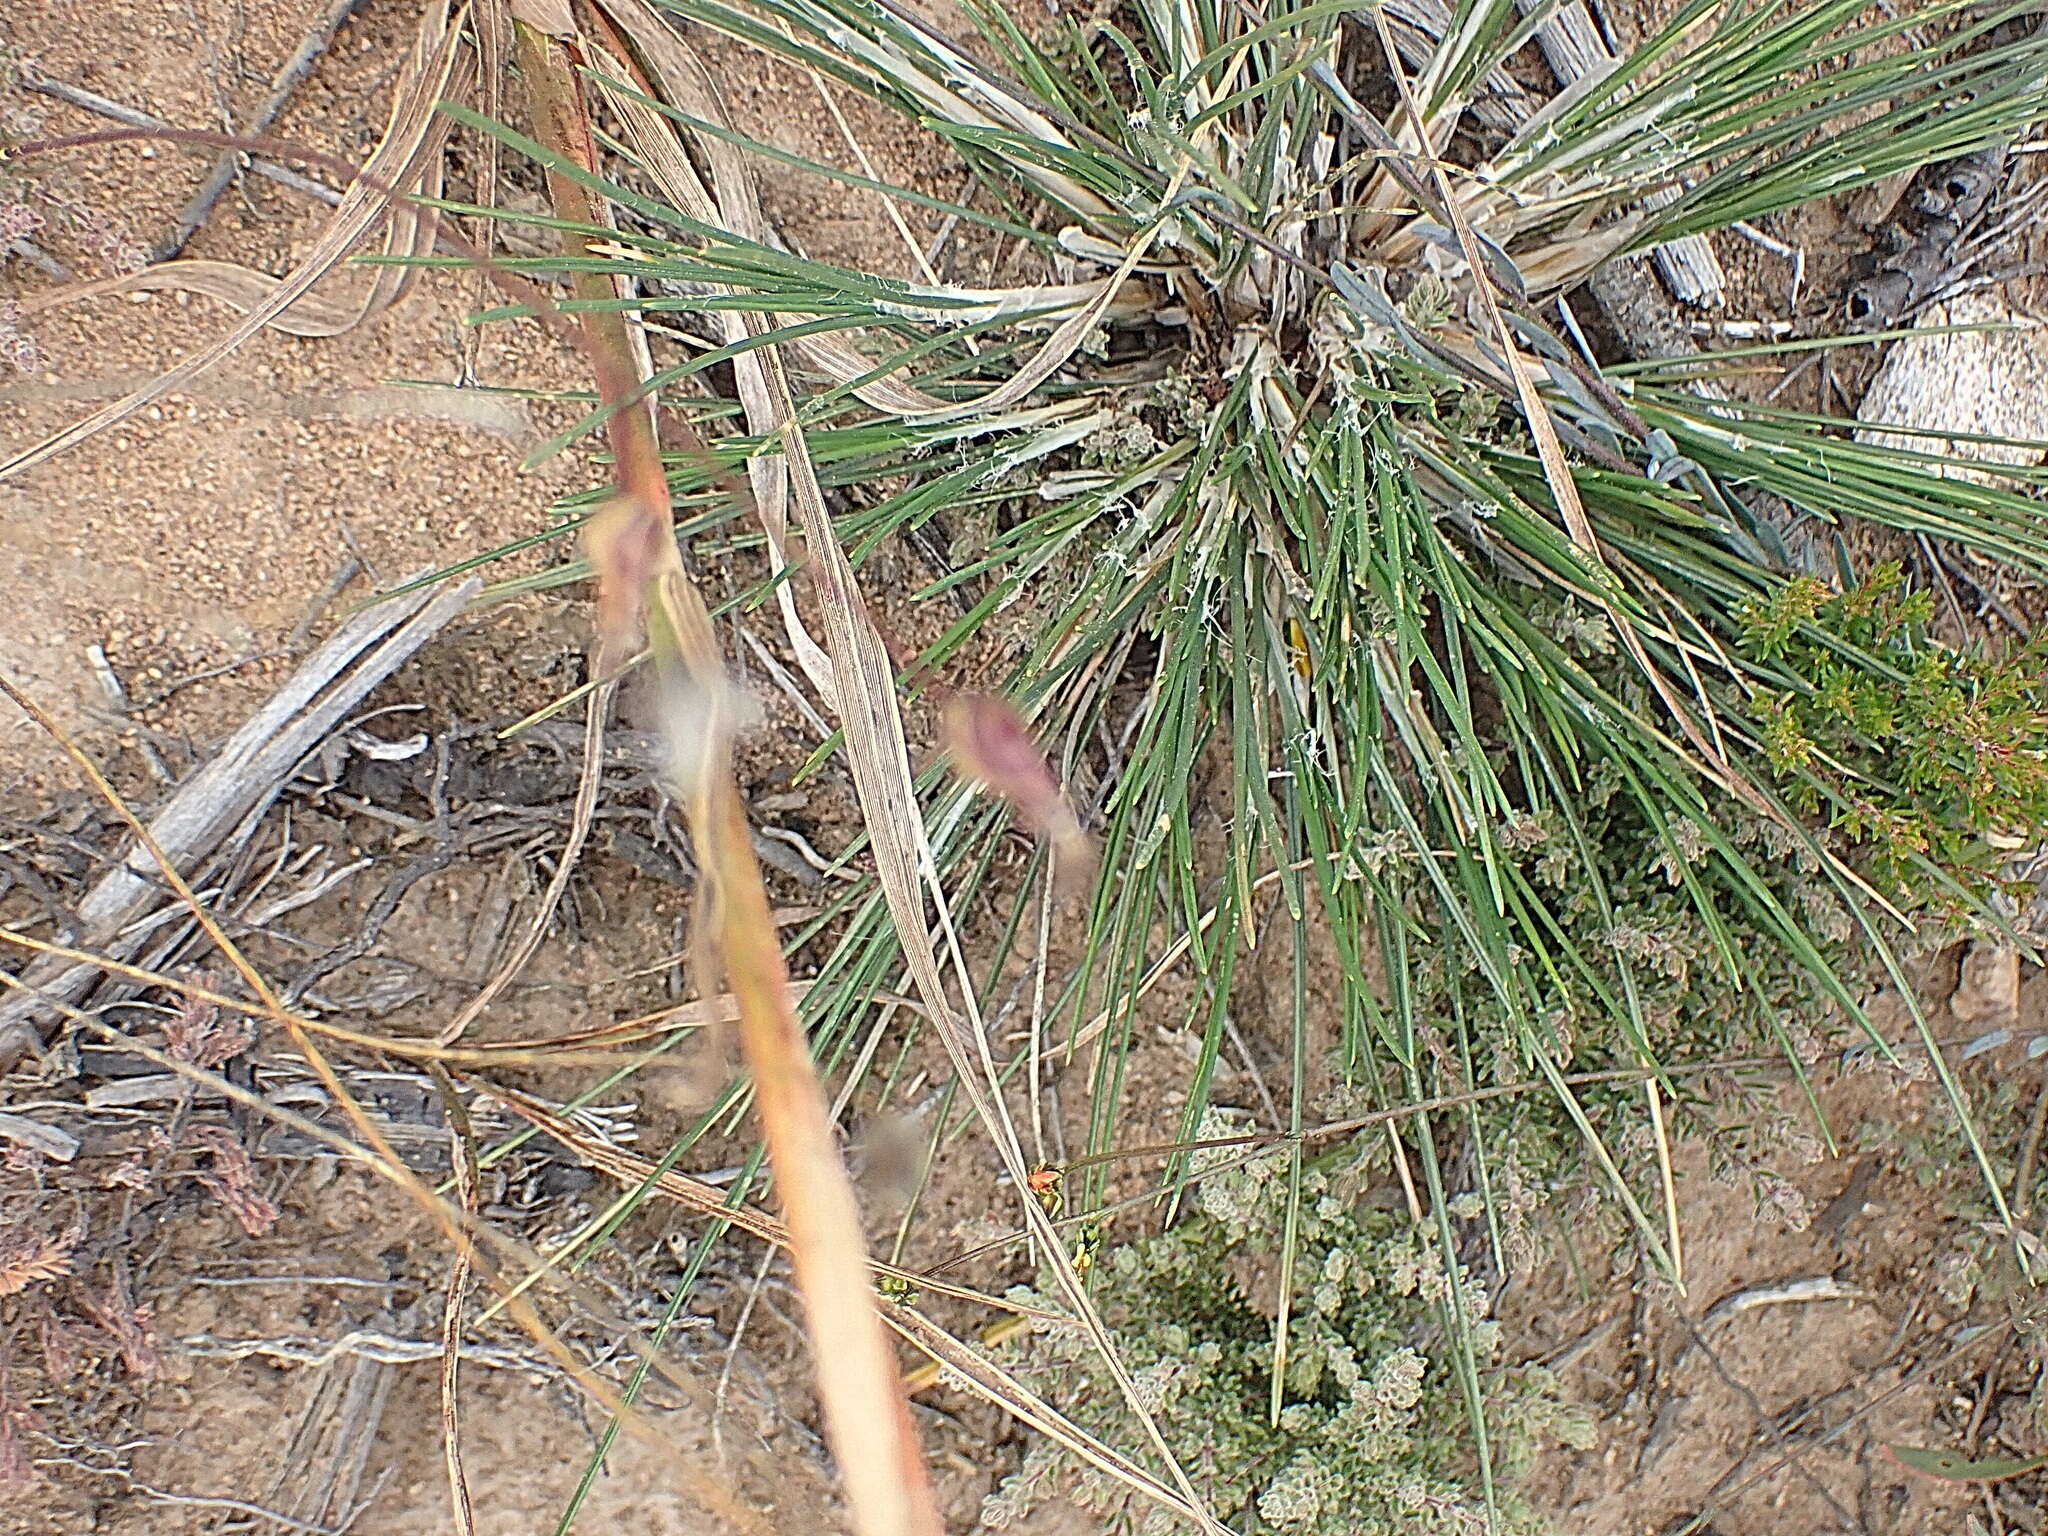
[593,0,951,421]
[880,1302,1217,1525]
[642,328,947,1536]
[511,8,942,1530]
[436,680,613,1045]
[905,195,1175,423]
[473,983,806,1050]
[17,259,419,340]
[477,1079,1038,1315]
[0,0,472,478]
[769,189,1233,1530]
[0,925,741,1071]
[432,1065,482,1536]
[586,2,848,703]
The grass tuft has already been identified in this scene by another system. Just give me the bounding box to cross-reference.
[419,0,2048,1524]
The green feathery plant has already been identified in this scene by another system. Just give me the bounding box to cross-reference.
[410,0,2048,1525]
[984,1118,1594,1534]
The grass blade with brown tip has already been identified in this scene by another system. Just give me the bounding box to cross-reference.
[510,8,942,1530]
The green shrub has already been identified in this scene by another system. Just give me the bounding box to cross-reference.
[982,1118,1591,1534]
[1739,561,2048,915]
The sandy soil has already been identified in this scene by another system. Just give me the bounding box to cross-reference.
[1514,962,2047,1536]
[0,0,607,796]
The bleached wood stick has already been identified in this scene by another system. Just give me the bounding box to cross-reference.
[0,577,478,1067]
